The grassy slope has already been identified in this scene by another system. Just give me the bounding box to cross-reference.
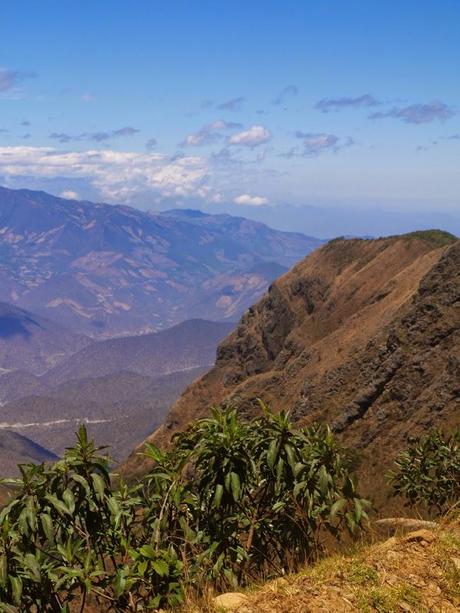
[188,518,460,612]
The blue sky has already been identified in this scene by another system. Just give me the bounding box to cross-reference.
[0,0,459,235]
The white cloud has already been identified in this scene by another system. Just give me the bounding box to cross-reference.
[229,125,272,147]
[0,146,209,202]
[59,190,80,200]
[182,120,242,147]
[234,193,268,206]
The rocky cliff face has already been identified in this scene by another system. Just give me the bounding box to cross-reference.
[122,231,459,509]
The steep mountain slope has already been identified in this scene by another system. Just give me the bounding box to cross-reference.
[123,231,459,510]
[44,319,234,384]
[0,430,57,477]
[0,187,321,337]
[0,367,206,465]
[0,302,90,375]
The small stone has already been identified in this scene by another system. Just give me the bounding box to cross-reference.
[403,529,436,544]
[214,592,249,611]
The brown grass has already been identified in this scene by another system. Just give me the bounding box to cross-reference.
[182,516,460,612]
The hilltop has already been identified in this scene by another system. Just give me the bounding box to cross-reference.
[123,230,459,511]
[0,430,57,477]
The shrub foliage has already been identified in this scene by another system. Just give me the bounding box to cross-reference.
[0,405,369,611]
[390,428,460,513]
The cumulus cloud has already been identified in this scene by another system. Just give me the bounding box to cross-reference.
[0,67,36,93]
[59,190,80,200]
[369,100,455,124]
[273,84,299,105]
[217,96,245,111]
[49,127,140,144]
[181,120,242,147]
[234,194,268,206]
[228,125,272,147]
[315,94,380,112]
[0,146,209,203]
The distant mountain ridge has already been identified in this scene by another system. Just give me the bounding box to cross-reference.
[0,186,322,337]
[44,318,234,384]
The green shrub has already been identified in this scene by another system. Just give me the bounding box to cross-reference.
[0,405,369,610]
[389,428,460,513]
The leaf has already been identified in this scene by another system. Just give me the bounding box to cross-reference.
[77,424,88,446]
[91,473,106,501]
[10,575,23,604]
[318,464,329,495]
[0,554,7,588]
[284,443,296,471]
[144,443,164,463]
[152,559,169,577]
[354,497,363,524]
[24,553,41,582]
[330,498,347,519]
[342,476,355,499]
[213,483,224,508]
[230,472,241,501]
[40,513,54,540]
[267,439,279,470]
[45,494,72,516]
[293,480,307,498]
[139,544,156,559]
[62,488,75,514]
[71,474,91,495]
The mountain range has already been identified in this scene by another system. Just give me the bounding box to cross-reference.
[0,186,321,338]
[122,230,460,512]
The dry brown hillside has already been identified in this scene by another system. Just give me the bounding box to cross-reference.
[122,231,459,510]
[203,519,460,612]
